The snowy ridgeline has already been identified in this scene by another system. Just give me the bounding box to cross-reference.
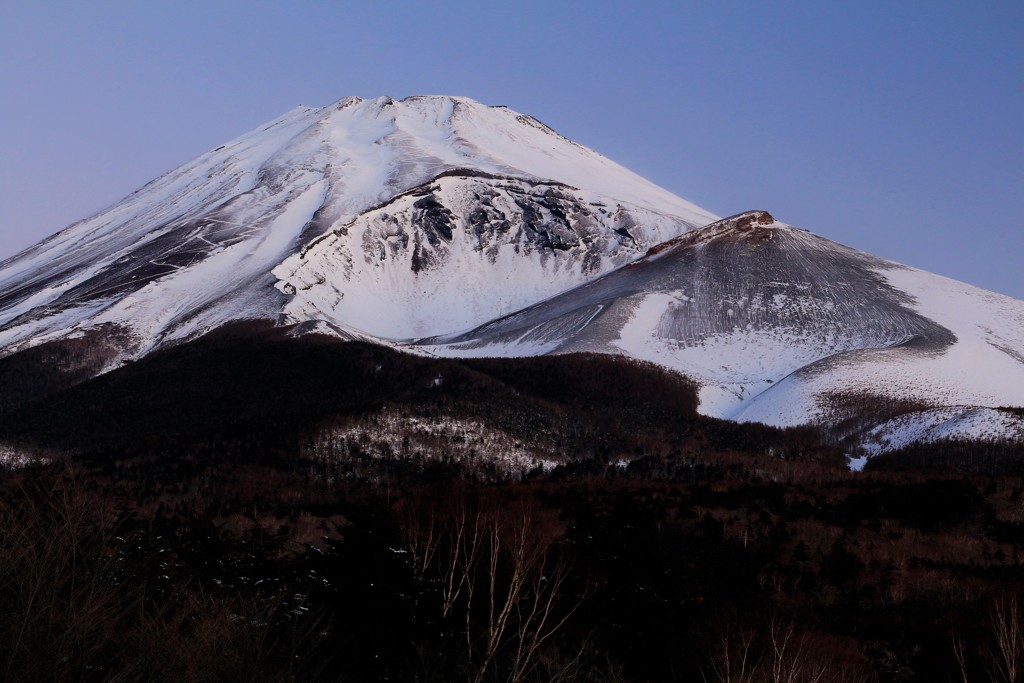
[302,409,562,480]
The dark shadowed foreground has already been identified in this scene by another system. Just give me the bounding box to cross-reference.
[1,324,1023,682]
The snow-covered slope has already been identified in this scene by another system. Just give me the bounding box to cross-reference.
[421,211,1024,452]
[0,95,714,354]
[733,264,1024,430]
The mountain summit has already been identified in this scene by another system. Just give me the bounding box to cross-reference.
[1,96,1022,456]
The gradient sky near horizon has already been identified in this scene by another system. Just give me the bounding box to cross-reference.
[2,1,1022,298]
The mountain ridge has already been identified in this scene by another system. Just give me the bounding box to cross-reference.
[415,209,1024,450]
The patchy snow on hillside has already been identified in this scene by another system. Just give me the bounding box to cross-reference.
[0,444,46,470]
[305,409,560,479]
[862,407,1024,456]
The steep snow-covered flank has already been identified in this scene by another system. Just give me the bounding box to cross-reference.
[422,211,1024,452]
[0,95,714,354]
[0,105,324,353]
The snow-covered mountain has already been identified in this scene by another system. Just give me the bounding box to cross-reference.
[1,96,1022,458]
[0,95,713,354]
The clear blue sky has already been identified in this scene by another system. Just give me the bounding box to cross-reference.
[2,1,1022,298]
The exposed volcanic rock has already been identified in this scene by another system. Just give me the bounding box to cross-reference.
[274,172,700,338]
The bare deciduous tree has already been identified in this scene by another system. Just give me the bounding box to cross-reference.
[986,594,1024,683]
[703,627,759,683]
[401,489,587,683]
[953,629,973,683]
[765,617,828,683]
[704,617,873,683]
